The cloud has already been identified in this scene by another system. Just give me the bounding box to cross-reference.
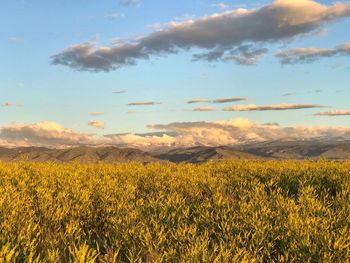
[105,13,125,21]
[113,90,127,94]
[282,92,296,97]
[192,44,268,65]
[2,102,14,107]
[140,117,350,148]
[88,120,105,129]
[277,42,350,64]
[193,107,216,111]
[314,110,350,116]
[1,118,350,149]
[127,102,161,106]
[0,121,95,148]
[212,3,228,9]
[51,0,350,72]
[89,112,104,116]
[224,103,323,111]
[120,0,140,6]
[187,99,211,104]
[212,97,248,103]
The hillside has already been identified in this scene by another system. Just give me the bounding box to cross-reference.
[0,146,159,163]
[0,140,350,163]
[156,146,263,163]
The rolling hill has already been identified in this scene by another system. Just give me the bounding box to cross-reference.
[0,140,349,163]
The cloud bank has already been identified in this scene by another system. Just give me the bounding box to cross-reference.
[277,43,350,64]
[0,122,94,148]
[1,118,350,149]
[51,0,350,72]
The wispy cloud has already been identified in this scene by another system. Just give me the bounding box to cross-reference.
[277,43,350,64]
[224,104,323,111]
[113,90,127,94]
[188,98,248,104]
[211,3,228,9]
[187,99,211,104]
[89,112,104,116]
[282,93,296,97]
[212,97,248,103]
[105,13,125,21]
[119,0,140,6]
[2,102,22,107]
[314,110,350,116]
[88,120,105,129]
[193,107,216,111]
[128,102,161,106]
[51,0,350,72]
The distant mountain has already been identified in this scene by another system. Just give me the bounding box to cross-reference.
[0,146,159,163]
[155,146,263,163]
[237,140,350,160]
[0,140,349,164]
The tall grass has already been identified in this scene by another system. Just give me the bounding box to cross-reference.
[0,161,350,262]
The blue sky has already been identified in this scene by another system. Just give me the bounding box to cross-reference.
[1,0,350,148]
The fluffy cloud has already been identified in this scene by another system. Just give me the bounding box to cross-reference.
[314,110,350,116]
[224,103,323,111]
[0,122,95,148]
[277,43,350,64]
[51,0,350,72]
[1,119,350,149]
[88,120,105,129]
[128,102,161,106]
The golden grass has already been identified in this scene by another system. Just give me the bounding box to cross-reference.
[0,160,350,262]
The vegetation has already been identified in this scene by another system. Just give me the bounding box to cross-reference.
[0,161,350,262]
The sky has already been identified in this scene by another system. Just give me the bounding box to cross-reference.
[1,0,350,149]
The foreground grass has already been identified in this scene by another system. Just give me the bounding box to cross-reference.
[0,161,350,262]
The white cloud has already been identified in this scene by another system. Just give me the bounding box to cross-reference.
[0,121,95,148]
[1,118,350,149]
[51,0,350,72]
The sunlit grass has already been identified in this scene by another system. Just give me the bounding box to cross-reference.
[0,160,350,262]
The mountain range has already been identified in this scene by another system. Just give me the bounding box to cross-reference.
[0,140,349,163]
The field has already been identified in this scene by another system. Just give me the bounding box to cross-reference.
[0,161,350,262]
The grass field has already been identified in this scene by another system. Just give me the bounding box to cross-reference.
[0,161,350,262]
